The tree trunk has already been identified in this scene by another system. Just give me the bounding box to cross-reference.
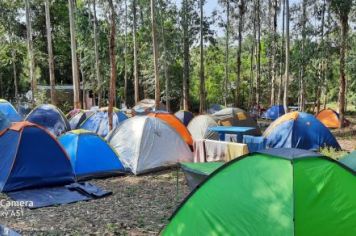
[223,0,230,107]
[248,44,254,109]
[182,0,189,111]
[283,0,290,113]
[68,0,81,109]
[338,15,348,128]
[255,0,261,109]
[299,0,307,111]
[25,0,36,105]
[133,0,140,104]
[236,0,244,107]
[151,0,160,109]
[270,0,277,106]
[12,50,18,103]
[92,0,102,107]
[124,0,128,107]
[108,0,116,131]
[277,0,285,105]
[45,0,56,106]
[79,52,86,109]
[199,0,206,113]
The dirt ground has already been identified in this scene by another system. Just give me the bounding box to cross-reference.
[0,116,355,235]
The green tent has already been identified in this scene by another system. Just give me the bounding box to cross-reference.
[163,148,356,236]
[181,162,224,191]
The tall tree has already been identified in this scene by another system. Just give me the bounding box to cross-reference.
[25,0,35,105]
[133,0,140,104]
[108,0,116,130]
[331,0,352,128]
[270,0,278,106]
[123,0,128,106]
[92,0,101,106]
[255,0,261,109]
[151,0,160,109]
[299,0,307,111]
[283,0,290,113]
[223,0,230,107]
[181,0,190,110]
[199,0,206,113]
[45,0,56,105]
[236,0,245,107]
[68,0,81,109]
[277,0,285,105]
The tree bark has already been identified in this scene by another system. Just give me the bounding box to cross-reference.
[182,0,190,111]
[151,0,160,109]
[270,0,277,106]
[255,0,261,109]
[108,0,116,130]
[92,0,102,107]
[68,0,81,109]
[223,0,230,107]
[299,0,307,111]
[338,15,348,128]
[124,0,128,107]
[25,0,36,105]
[133,0,140,104]
[199,0,206,113]
[45,0,56,106]
[277,0,285,105]
[283,0,290,113]
[12,50,18,103]
[236,0,244,107]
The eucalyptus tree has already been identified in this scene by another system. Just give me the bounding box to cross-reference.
[45,0,56,105]
[25,0,35,104]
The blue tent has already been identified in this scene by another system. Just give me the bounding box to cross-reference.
[262,105,285,120]
[59,130,125,179]
[0,122,75,192]
[25,104,71,136]
[80,110,128,137]
[0,99,22,122]
[175,110,194,126]
[263,111,340,150]
[0,111,10,131]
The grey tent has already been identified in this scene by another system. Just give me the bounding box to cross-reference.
[187,115,219,141]
[107,116,193,175]
[133,99,166,115]
[212,107,261,136]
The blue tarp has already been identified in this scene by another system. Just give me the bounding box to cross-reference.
[7,182,111,209]
[80,111,128,137]
[0,100,22,122]
[59,131,125,179]
[25,104,71,136]
[261,105,285,120]
[0,123,75,192]
[175,110,194,126]
[0,225,20,236]
[264,112,340,150]
[243,135,267,153]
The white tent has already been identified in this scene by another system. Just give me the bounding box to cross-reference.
[107,116,193,175]
[187,115,219,141]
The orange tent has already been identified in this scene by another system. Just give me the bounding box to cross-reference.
[316,108,350,129]
[148,112,193,146]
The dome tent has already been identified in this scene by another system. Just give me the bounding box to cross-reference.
[163,148,356,235]
[80,108,128,137]
[264,112,340,150]
[0,122,75,192]
[0,111,10,131]
[207,104,223,114]
[133,99,166,115]
[107,116,193,175]
[0,99,22,122]
[262,105,285,120]
[148,112,193,146]
[59,130,125,180]
[187,115,219,141]
[25,104,71,136]
[212,107,261,136]
[69,110,94,130]
[316,108,350,129]
[174,110,194,126]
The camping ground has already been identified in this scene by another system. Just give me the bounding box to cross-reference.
[1,115,355,236]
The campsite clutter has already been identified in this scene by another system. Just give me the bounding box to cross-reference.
[0,100,353,235]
